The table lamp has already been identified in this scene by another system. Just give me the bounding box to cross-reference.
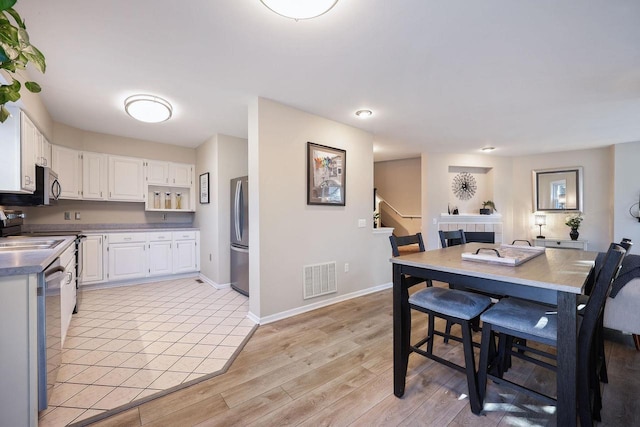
[535,214,546,239]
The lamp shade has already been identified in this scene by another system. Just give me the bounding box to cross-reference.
[125,94,173,123]
[535,215,546,226]
[260,0,339,20]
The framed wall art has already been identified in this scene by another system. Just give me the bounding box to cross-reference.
[199,172,210,204]
[307,142,346,206]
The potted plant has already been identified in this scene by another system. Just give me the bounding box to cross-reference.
[0,0,46,122]
[565,214,583,241]
[480,200,497,215]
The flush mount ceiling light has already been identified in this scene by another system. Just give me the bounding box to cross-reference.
[124,94,173,123]
[355,109,373,118]
[260,0,339,20]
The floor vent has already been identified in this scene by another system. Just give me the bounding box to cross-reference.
[195,279,204,283]
[303,262,337,300]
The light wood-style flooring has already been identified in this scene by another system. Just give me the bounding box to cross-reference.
[85,287,640,426]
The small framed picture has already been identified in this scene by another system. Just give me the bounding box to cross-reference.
[199,172,210,204]
[307,142,346,206]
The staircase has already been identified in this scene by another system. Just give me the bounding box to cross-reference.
[378,199,421,236]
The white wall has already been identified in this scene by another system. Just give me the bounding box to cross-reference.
[374,158,421,214]
[422,153,514,249]
[511,147,612,252]
[194,134,248,285]
[419,147,614,252]
[249,98,389,320]
[613,141,640,254]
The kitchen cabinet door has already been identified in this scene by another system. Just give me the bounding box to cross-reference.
[108,155,145,202]
[146,160,169,185]
[36,133,51,167]
[0,107,38,193]
[82,152,107,200]
[52,145,82,199]
[82,235,106,284]
[149,240,173,276]
[173,231,199,273]
[108,242,147,281]
[60,246,76,347]
[169,163,193,187]
[20,112,38,192]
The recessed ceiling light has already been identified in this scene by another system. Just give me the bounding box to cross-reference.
[481,146,495,152]
[355,109,373,118]
[260,0,339,20]
[124,94,173,123]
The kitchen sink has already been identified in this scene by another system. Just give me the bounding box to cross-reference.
[0,239,64,251]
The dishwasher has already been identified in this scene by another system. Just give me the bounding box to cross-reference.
[37,257,66,411]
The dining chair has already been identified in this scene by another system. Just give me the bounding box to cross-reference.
[408,286,492,414]
[437,229,469,342]
[477,243,626,426]
[577,238,632,385]
[439,229,466,248]
[389,233,431,288]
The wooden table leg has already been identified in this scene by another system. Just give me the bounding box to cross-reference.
[556,291,577,427]
[393,263,410,397]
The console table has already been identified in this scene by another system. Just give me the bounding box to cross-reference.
[534,238,588,251]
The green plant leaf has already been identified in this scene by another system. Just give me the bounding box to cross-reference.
[22,45,45,72]
[4,7,23,28]
[0,1,17,13]
[0,104,10,122]
[24,81,40,92]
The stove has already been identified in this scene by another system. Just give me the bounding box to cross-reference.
[1,209,86,312]
[0,210,26,237]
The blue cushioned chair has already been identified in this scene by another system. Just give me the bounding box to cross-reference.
[408,286,492,414]
[477,243,626,426]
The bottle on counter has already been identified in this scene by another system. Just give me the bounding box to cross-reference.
[154,192,161,209]
[165,192,172,209]
[176,192,182,209]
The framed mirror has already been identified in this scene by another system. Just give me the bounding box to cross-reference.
[532,166,583,212]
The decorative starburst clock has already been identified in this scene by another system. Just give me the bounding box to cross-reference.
[452,172,477,200]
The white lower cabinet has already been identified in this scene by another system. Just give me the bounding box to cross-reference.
[173,231,199,274]
[82,234,106,285]
[148,232,173,276]
[108,233,147,281]
[60,244,76,347]
[82,230,199,285]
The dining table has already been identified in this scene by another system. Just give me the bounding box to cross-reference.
[391,242,598,427]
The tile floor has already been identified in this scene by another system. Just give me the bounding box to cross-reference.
[38,277,254,426]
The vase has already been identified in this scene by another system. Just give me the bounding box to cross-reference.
[569,228,579,241]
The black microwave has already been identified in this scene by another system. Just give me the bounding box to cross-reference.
[0,166,61,206]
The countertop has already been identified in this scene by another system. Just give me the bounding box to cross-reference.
[0,236,76,277]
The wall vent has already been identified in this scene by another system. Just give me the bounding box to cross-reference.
[303,262,337,300]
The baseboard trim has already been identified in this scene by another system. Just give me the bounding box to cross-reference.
[198,273,230,290]
[254,282,393,325]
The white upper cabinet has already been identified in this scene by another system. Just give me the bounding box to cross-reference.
[82,152,107,200]
[108,155,145,202]
[19,113,38,192]
[52,145,82,199]
[0,107,40,192]
[145,161,192,187]
[36,133,51,168]
[170,163,193,187]
[145,160,170,185]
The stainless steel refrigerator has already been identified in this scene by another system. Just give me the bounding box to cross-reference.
[230,176,249,296]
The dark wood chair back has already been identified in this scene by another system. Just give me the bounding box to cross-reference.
[439,229,467,248]
[389,233,425,257]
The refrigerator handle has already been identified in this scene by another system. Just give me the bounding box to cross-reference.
[235,180,242,242]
